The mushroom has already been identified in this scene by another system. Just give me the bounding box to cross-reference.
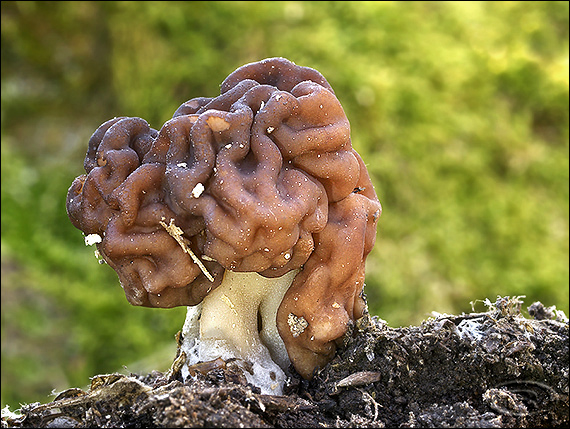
[66,57,381,394]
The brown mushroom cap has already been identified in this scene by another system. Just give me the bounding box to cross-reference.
[66,116,224,308]
[276,153,381,378]
[66,57,381,377]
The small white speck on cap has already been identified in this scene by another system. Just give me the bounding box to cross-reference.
[191,183,205,198]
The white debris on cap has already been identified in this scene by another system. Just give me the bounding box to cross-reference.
[287,313,308,338]
[191,183,205,198]
[84,234,102,246]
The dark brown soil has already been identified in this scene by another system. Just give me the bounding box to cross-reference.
[2,297,568,428]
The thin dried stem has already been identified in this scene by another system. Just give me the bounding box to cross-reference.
[160,218,215,282]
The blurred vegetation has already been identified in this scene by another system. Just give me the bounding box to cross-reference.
[2,0,568,410]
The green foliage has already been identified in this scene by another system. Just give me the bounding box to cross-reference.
[2,1,568,410]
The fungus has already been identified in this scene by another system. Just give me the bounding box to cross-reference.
[66,57,381,394]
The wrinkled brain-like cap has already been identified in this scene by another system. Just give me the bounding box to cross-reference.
[66,57,381,378]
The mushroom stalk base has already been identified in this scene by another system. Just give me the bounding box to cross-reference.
[180,269,299,395]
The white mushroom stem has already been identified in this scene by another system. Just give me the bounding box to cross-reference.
[180,269,299,395]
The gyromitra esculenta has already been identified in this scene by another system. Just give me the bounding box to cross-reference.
[66,57,381,394]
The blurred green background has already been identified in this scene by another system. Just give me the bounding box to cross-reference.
[2,1,568,410]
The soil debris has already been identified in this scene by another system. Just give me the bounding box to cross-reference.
[2,297,568,428]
